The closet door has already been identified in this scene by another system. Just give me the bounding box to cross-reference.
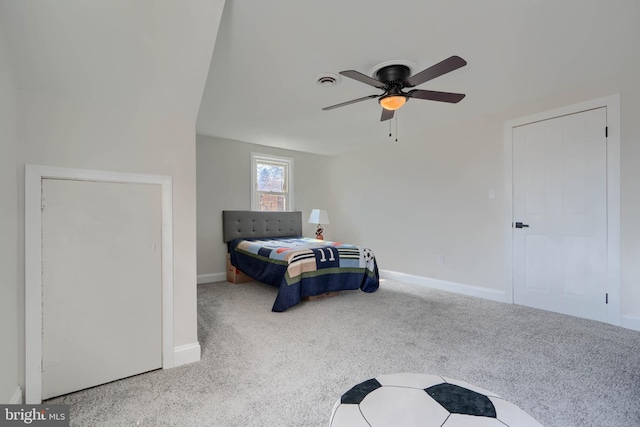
[41,178,162,399]
[512,107,607,322]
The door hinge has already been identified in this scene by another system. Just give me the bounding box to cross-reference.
[605,293,608,304]
[41,196,45,212]
[605,126,608,138]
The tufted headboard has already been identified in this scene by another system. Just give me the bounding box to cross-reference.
[222,210,303,243]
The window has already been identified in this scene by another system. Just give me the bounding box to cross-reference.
[251,153,293,211]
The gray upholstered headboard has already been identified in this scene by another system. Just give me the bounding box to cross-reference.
[222,210,303,243]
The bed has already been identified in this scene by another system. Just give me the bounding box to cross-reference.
[223,210,379,312]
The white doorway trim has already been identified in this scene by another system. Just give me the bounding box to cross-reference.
[25,164,174,403]
[503,94,621,326]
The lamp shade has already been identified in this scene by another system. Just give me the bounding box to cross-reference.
[308,209,329,225]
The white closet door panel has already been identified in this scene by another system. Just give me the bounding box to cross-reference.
[513,107,607,322]
[42,179,162,399]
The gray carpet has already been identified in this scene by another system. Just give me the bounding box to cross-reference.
[48,280,640,426]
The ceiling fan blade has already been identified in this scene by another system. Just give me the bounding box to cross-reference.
[340,70,386,89]
[380,108,394,121]
[322,94,378,111]
[406,56,467,87]
[407,89,466,103]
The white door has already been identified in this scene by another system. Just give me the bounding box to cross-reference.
[513,107,607,322]
[42,179,162,399]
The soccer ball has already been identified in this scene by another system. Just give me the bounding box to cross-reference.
[330,373,542,427]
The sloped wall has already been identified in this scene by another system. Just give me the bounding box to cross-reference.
[1,0,226,396]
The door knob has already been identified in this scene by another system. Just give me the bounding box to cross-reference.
[514,222,529,229]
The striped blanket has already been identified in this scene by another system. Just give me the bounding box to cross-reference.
[229,237,379,311]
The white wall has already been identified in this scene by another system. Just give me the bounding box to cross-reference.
[327,118,505,291]
[17,90,201,349]
[196,135,330,277]
[327,66,640,323]
[1,0,226,396]
[0,17,19,403]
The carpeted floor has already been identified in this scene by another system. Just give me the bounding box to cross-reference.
[48,280,640,426]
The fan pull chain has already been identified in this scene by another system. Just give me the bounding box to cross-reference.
[395,114,398,142]
[388,113,399,142]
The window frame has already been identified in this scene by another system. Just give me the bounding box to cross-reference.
[251,153,294,212]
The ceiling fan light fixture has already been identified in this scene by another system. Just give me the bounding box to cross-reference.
[379,95,406,111]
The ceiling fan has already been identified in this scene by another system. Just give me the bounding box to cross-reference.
[322,56,467,121]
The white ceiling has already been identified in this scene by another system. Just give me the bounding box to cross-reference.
[196,0,640,155]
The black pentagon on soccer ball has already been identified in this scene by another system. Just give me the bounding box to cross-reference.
[425,383,497,418]
[340,378,382,404]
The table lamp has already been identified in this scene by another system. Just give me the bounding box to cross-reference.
[308,209,329,240]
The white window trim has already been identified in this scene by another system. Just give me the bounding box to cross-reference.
[251,153,294,211]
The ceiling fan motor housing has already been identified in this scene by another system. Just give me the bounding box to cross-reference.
[376,65,411,109]
[375,64,411,85]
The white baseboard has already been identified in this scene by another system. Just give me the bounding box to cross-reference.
[621,315,640,332]
[379,269,507,303]
[380,270,640,331]
[173,342,201,367]
[9,386,22,404]
[197,272,226,284]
